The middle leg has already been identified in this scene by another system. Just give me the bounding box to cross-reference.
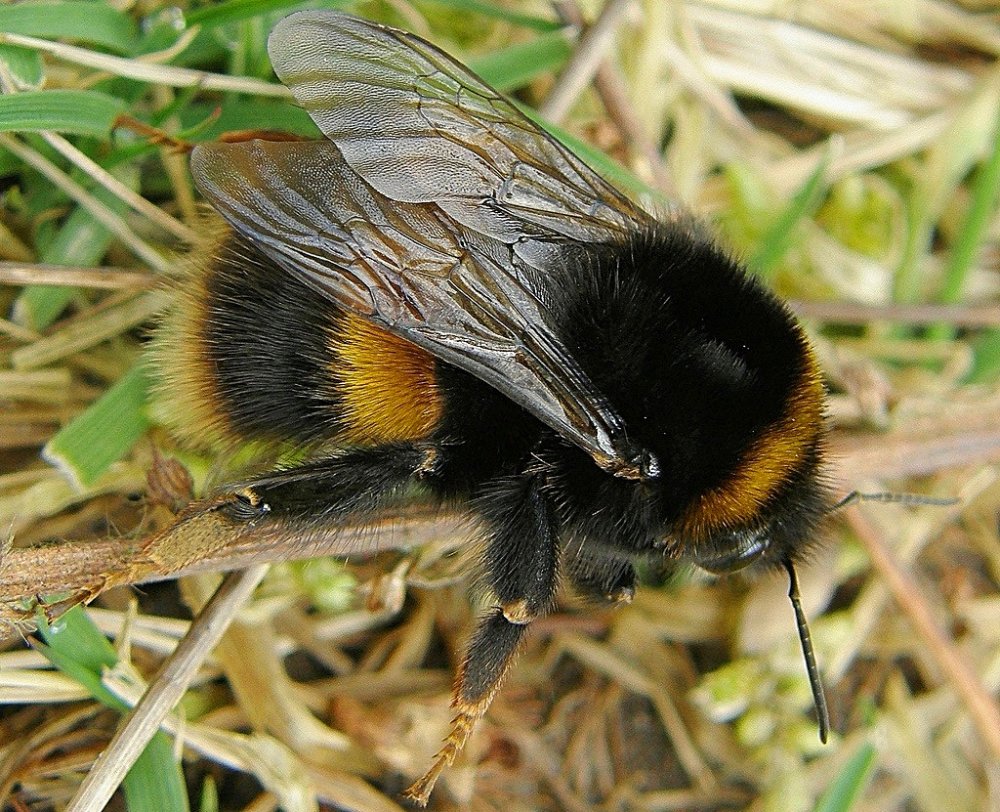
[406,472,560,803]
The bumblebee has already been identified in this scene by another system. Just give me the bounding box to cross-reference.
[154,10,831,804]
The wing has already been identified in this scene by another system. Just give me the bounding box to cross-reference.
[266,10,648,249]
[191,11,658,478]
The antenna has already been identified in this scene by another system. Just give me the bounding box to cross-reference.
[830,491,959,513]
[784,558,830,743]
[785,489,957,742]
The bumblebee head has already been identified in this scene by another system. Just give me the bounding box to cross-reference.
[675,429,832,575]
[690,522,771,574]
[669,438,834,746]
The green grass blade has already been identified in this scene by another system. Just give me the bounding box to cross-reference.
[175,28,572,138]
[0,44,44,90]
[186,0,346,27]
[0,90,126,137]
[123,733,191,812]
[38,607,117,680]
[37,607,189,812]
[33,635,129,707]
[750,147,831,279]
[0,1,137,53]
[929,108,1000,340]
[421,0,559,30]
[812,742,877,812]
[198,776,219,812]
[43,363,152,488]
[968,329,1000,383]
[13,168,135,330]
[469,28,572,91]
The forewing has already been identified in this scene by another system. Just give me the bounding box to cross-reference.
[190,140,638,471]
[266,10,652,251]
[192,11,660,475]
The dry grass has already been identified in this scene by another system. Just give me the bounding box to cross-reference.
[1,1,999,811]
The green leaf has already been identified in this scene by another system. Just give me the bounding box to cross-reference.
[750,147,831,279]
[469,29,572,92]
[0,45,45,90]
[43,363,152,488]
[0,1,137,54]
[0,90,126,137]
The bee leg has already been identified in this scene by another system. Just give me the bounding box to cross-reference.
[405,474,558,805]
[207,442,434,530]
[565,551,637,605]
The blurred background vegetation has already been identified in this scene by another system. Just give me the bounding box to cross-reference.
[1,1,998,811]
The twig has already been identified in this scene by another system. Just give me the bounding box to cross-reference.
[0,32,290,98]
[847,510,1000,764]
[790,299,1000,329]
[830,430,1000,482]
[540,0,632,124]
[63,565,269,812]
[555,1,676,196]
[555,633,715,791]
[687,5,972,128]
[10,291,167,371]
[0,508,470,620]
[0,262,157,291]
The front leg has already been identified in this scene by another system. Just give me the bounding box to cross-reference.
[406,473,559,805]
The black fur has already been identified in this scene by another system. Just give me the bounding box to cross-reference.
[419,222,830,576]
[191,221,830,724]
[223,443,429,525]
[536,223,830,570]
[203,234,345,446]
[473,474,559,612]
[459,609,527,703]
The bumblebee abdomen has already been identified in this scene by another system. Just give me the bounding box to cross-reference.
[151,224,442,451]
[331,312,443,445]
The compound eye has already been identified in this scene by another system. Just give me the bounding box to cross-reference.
[694,527,770,574]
